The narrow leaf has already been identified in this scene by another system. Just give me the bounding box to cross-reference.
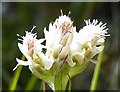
[8,55,25,90]
[25,75,37,90]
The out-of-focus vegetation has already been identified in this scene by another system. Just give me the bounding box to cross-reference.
[2,2,119,90]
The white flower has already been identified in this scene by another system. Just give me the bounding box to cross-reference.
[14,10,110,91]
[14,12,110,72]
[44,11,76,66]
[71,19,110,63]
[13,26,53,71]
[14,13,110,71]
[79,19,109,45]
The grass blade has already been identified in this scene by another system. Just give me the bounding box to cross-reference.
[8,55,25,90]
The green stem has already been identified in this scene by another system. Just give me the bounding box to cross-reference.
[54,63,70,91]
[8,55,25,91]
[68,78,71,92]
[90,49,104,91]
[25,75,37,90]
[67,74,71,92]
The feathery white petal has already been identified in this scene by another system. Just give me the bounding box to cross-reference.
[13,58,29,71]
[16,58,29,66]
[18,43,30,60]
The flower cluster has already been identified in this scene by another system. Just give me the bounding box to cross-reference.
[14,10,109,90]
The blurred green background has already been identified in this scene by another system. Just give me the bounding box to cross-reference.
[2,2,119,90]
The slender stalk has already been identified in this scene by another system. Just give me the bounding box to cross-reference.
[25,75,37,90]
[8,55,25,91]
[68,78,71,92]
[43,81,46,92]
[67,74,71,92]
[90,48,104,91]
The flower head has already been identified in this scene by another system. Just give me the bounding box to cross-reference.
[79,19,109,45]
[14,10,110,91]
[70,19,110,67]
[13,26,45,71]
[44,10,77,67]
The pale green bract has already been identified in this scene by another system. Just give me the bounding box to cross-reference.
[13,10,110,91]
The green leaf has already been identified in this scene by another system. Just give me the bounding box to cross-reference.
[8,55,25,91]
[25,75,37,90]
